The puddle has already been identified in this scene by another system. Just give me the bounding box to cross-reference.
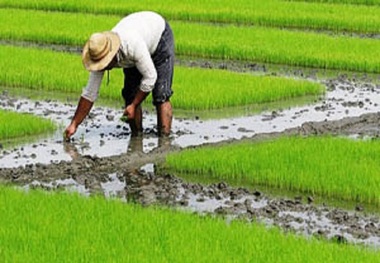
[276,210,380,247]
[24,178,90,196]
[100,173,127,199]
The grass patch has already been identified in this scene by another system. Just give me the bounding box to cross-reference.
[165,136,380,205]
[1,9,380,74]
[0,185,379,262]
[0,45,324,111]
[0,0,379,33]
[0,109,56,140]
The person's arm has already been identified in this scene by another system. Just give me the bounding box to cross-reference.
[124,89,149,119]
[64,71,104,139]
[124,44,156,119]
[64,96,94,139]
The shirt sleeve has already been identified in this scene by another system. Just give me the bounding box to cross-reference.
[133,41,157,93]
[81,71,104,102]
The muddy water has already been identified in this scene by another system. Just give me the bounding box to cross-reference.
[16,165,380,248]
[1,77,380,167]
[1,74,380,248]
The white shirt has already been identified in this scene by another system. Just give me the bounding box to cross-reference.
[82,11,165,102]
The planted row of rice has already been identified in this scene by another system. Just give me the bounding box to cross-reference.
[175,23,380,73]
[1,185,379,262]
[285,0,380,6]
[1,0,380,33]
[2,9,380,74]
[165,136,380,205]
[0,45,324,111]
[0,109,56,140]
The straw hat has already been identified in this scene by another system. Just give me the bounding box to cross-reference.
[82,31,121,71]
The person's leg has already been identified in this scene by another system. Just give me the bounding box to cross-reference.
[128,105,143,137]
[128,133,144,153]
[152,21,175,136]
[122,67,143,136]
[156,100,172,136]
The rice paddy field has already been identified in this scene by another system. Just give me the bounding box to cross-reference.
[1,0,380,261]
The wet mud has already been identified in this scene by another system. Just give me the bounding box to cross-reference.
[1,64,380,248]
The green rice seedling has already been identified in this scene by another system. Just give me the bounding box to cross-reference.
[0,45,324,111]
[0,185,379,262]
[1,0,380,33]
[174,22,380,73]
[173,67,323,110]
[0,109,56,139]
[165,136,380,205]
[1,9,380,73]
[285,0,380,6]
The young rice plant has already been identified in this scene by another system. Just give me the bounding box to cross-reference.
[1,9,380,73]
[0,109,56,139]
[0,45,324,111]
[0,0,380,33]
[0,185,379,262]
[165,136,380,205]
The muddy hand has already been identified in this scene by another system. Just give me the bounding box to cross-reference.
[124,104,136,120]
[64,123,77,141]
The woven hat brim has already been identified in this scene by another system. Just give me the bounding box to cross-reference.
[82,31,121,72]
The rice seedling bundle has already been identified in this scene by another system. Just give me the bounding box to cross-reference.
[0,186,379,262]
[165,136,380,205]
[0,45,324,110]
[0,109,56,139]
[0,0,380,33]
[1,9,380,74]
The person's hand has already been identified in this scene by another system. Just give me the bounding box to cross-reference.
[64,123,77,141]
[124,104,136,120]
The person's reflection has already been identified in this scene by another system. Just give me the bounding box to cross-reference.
[127,135,172,153]
[63,142,80,160]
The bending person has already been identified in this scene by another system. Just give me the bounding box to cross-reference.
[64,11,174,139]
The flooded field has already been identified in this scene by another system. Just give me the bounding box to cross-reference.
[1,65,380,248]
[1,74,380,167]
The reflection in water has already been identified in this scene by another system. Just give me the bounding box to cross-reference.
[127,135,173,154]
[63,142,80,160]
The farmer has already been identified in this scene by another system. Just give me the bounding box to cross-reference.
[64,11,174,139]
